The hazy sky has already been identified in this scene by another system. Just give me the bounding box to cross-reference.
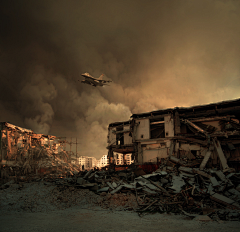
[1,0,240,158]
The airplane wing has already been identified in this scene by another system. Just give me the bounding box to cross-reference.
[81,73,95,79]
[98,80,112,83]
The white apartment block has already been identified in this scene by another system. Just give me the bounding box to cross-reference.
[78,156,98,169]
[100,155,109,167]
[113,153,132,165]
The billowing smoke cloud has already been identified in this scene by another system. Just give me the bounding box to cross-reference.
[1,0,240,158]
[20,66,57,134]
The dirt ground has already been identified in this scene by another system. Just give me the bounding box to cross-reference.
[1,206,240,232]
[1,180,240,232]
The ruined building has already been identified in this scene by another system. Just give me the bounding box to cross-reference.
[107,98,240,171]
[0,122,79,178]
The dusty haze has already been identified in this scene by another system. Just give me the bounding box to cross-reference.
[1,0,240,159]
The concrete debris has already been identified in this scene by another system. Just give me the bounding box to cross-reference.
[210,177,220,187]
[169,175,185,193]
[1,157,240,221]
[97,187,109,193]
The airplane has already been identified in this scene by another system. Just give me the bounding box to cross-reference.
[81,72,112,87]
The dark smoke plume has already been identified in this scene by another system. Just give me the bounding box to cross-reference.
[1,0,240,158]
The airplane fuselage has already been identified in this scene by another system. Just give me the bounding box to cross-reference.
[81,73,111,87]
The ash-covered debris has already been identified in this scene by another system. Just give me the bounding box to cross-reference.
[1,156,240,221]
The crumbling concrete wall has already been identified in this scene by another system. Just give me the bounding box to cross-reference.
[0,122,80,179]
[107,98,240,171]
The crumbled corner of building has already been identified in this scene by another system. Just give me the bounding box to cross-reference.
[1,98,240,221]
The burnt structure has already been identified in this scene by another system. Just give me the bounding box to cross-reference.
[107,98,240,171]
[0,122,79,178]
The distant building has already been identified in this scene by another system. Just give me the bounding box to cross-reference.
[100,155,109,167]
[78,156,97,170]
[125,154,133,165]
[113,153,132,165]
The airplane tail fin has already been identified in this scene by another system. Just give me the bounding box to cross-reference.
[98,74,104,80]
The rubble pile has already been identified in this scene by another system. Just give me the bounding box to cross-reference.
[0,122,80,182]
[1,155,240,221]
[1,145,80,181]
[0,179,103,212]
[72,156,240,221]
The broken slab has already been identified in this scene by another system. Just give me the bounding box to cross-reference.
[154,170,168,175]
[166,166,174,171]
[199,151,212,170]
[122,183,135,189]
[97,187,109,193]
[213,138,229,171]
[88,172,95,180]
[215,170,227,182]
[140,176,171,196]
[228,188,240,197]
[112,182,117,188]
[210,177,220,187]
[110,185,123,194]
[169,156,181,164]
[83,170,93,179]
[178,167,193,174]
[106,182,114,189]
[160,178,169,184]
[136,181,158,191]
[142,187,157,195]
[210,191,240,210]
[192,169,212,179]
[169,175,185,193]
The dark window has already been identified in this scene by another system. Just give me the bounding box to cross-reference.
[116,126,124,145]
[150,118,165,139]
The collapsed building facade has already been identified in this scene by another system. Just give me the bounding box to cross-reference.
[0,122,79,178]
[107,98,240,171]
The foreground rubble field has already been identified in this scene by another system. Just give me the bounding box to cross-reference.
[1,155,240,223]
[0,180,137,212]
